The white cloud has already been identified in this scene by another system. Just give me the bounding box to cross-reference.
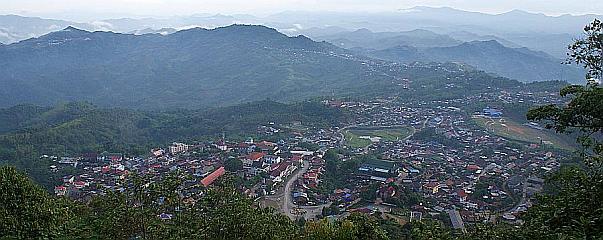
[90,21,114,31]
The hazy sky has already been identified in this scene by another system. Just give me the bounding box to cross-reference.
[1,0,602,21]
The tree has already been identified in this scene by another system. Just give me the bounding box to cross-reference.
[407,220,453,240]
[302,213,388,240]
[528,19,603,162]
[524,19,603,239]
[0,166,69,239]
[568,19,603,84]
[224,158,244,172]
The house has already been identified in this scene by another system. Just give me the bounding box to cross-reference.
[270,161,296,182]
[170,143,189,154]
[250,160,270,176]
[152,148,165,157]
[243,152,266,168]
[466,164,481,172]
[293,192,309,204]
[264,155,282,165]
[256,141,278,153]
[423,182,440,194]
[73,181,87,189]
[201,167,226,187]
[378,186,396,198]
[81,152,98,162]
[158,213,173,220]
[216,140,228,151]
[291,155,303,164]
[54,186,67,196]
[98,152,123,162]
[457,189,468,202]
[235,143,251,153]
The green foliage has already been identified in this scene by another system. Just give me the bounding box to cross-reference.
[0,166,69,239]
[528,19,602,162]
[383,184,422,209]
[567,19,603,82]
[0,167,400,240]
[518,166,603,239]
[412,127,462,148]
[224,158,244,172]
[407,220,453,240]
[302,213,389,240]
[522,18,603,240]
[371,40,585,83]
[320,150,365,193]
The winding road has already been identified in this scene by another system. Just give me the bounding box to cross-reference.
[281,160,330,220]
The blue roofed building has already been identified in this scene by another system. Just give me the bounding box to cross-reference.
[482,108,503,118]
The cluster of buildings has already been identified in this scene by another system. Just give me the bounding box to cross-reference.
[50,133,325,201]
[316,89,569,227]
[46,82,570,231]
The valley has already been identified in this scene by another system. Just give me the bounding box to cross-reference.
[0,4,601,239]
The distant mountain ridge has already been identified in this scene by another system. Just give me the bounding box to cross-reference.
[367,39,584,83]
[0,25,406,109]
[0,15,96,44]
[1,8,599,59]
[316,28,462,50]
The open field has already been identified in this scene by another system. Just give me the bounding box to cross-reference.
[473,116,575,150]
[343,131,373,148]
[344,126,414,148]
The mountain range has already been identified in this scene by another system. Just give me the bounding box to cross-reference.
[0,15,95,44]
[1,7,599,59]
[316,28,462,50]
[0,25,407,109]
[314,28,584,83]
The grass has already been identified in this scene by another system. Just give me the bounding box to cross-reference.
[343,126,414,149]
[343,131,372,148]
[473,116,575,150]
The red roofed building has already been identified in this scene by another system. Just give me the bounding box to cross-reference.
[457,189,468,202]
[247,152,266,161]
[270,162,295,181]
[243,152,266,168]
[73,181,87,189]
[54,186,67,196]
[201,167,226,187]
[467,165,481,171]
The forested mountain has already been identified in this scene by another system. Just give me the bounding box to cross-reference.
[0,25,406,109]
[367,40,585,83]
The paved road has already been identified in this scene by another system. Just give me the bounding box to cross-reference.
[504,179,528,215]
[270,159,331,220]
[282,160,310,218]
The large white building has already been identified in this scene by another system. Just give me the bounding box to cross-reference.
[170,142,190,154]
